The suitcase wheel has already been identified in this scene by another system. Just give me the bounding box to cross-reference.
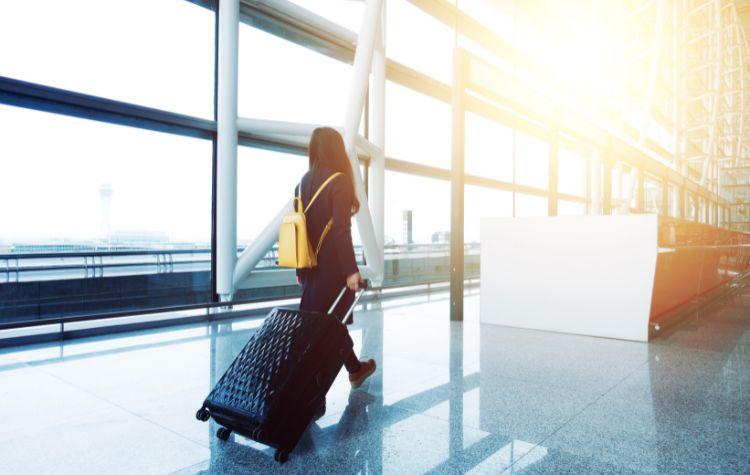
[216,427,231,441]
[195,408,210,422]
[274,448,289,464]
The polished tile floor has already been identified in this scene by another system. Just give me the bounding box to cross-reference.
[0,287,748,474]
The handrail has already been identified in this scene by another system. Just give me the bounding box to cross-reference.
[0,297,267,331]
[0,271,481,334]
[0,242,478,261]
[0,243,480,282]
[0,243,479,262]
[0,248,216,260]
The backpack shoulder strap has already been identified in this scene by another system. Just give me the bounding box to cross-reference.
[294,182,303,213]
[304,172,342,213]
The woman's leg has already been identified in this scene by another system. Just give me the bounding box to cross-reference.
[301,275,375,386]
[344,350,362,373]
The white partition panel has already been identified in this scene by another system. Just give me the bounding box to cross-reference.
[480,215,658,342]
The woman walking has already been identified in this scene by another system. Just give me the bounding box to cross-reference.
[296,127,377,393]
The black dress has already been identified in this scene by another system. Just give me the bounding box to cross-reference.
[296,165,359,323]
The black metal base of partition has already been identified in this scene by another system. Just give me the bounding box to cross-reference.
[0,279,480,349]
[649,272,750,339]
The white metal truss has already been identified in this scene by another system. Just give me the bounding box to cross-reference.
[679,0,750,229]
[216,0,386,298]
[508,0,750,222]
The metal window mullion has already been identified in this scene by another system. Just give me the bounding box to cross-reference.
[0,76,215,140]
[450,47,465,322]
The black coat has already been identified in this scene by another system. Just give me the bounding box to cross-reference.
[296,165,358,321]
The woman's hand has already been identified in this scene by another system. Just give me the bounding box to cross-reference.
[346,271,362,291]
[296,275,302,286]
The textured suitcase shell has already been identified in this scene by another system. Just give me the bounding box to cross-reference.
[197,306,353,460]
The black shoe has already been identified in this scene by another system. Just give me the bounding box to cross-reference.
[313,398,326,420]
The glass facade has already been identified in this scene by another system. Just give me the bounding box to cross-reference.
[644,176,664,215]
[387,0,453,83]
[1,106,212,246]
[515,194,548,217]
[465,113,513,181]
[386,81,451,168]
[0,105,213,322]
[464,186,512,243]
[384,171,450,245]
[558,146,587,197]
[238,26,353,125]
[0,0,729,330]
[286,0,363,31]
[0,0,215,118]
[558,200,587,216]
[515,132,549,189]
[237,147,307,246]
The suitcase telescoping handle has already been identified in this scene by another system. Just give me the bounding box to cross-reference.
[328,280,368,323]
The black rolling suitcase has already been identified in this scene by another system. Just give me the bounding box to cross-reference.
[195,284,367,464]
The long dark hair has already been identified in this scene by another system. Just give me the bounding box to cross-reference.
[308,127,360,214]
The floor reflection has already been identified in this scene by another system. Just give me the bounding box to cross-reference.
[0,286,747,474]
[196,296,536,474]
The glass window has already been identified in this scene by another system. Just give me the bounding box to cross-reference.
[458,35,514,72]
[648,121,675,155]
[687,194,698,221]
[239,26,352,126]
[668,184,679,217]
[558,200,586,216]
[0,0,215,118]
[558,146,587,197]
[644,177,663,214]
[387,0,454,83]
[515,193,548,217]
[0,105,212,322]
[611,163,635,211]
[458,0,515,42]
[465,113,513,182]
[588,157,603,215]
[385,171,450,245]
[237,147,308,248]
[515,132,549,189]
[0,105,211,246]
[238,152,368,272]
[386,81,451,168]
[287,0,363,32]
[464,185,512,243]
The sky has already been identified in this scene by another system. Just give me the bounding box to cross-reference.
[0,0,583,247]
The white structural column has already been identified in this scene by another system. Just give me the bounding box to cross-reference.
[369,3,386,275]
[216,0,239,299]
[342,0,385,281]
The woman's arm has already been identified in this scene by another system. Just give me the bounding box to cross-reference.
[329,179,359,279]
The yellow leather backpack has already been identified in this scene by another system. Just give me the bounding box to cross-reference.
[278,172,342,269]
